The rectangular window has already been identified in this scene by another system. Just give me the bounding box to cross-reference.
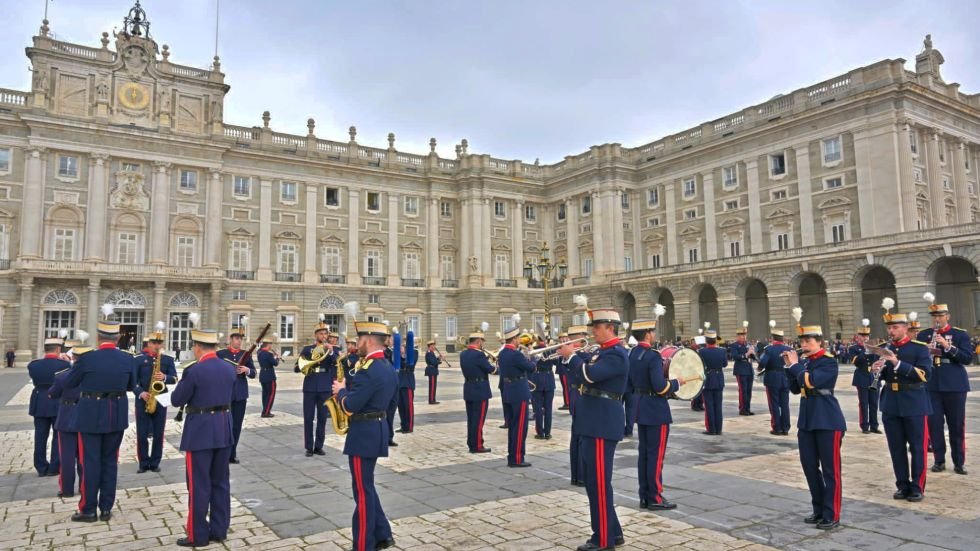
[687,247,699,263]
[322,246,341,275]
[280,181,297,202]
[232,290,247,301]
[280,291,294,302]
[525,204,537,221]
[325,187,340,207]
[179,169,198,191]
[939,142,946,163]
[441,254,455,279]
[279,314,295,341]
[624,256,633,271]
[53,228,75,261]
[368,293,380,304]
[406,316,420,336]
[230,240,251,271]
[365,250,382,277]
[0,148,10,172]
[277,243,298,273]
[445,316,458,340]
[402,251,421,279]
[176,236,196,267]
[404,196,419,216]
[557,203,566,220]
[233,175,251,197]
[824,177,843,190]
[440,201,452,217]
[684,208,697,219]
[769,153,786,176]
[494,253,509,280]
[771,189,787,201]
[650,254,661,269]
[822,136,842,164]
[366,192,381,212]
[582,196,592,215]
[494,201,506,218]
[648,217,660,228]
[582,257,593,277]
[44,311,76,341]
[943,176,952,191]
[0,223,8,260]
[683,178,696,198]
[121,162,141,172]
[729,240,741,257]
[117,232,137,264]
[620,193,630,210]
[724,199,739,211]
[831,223,846,244]
[502,315,517,332]
[647,187,659,207]
[777,233,790,251]
[910,130,918,155]
[913,168,923,183]
[58,155,79,178]
[722,166,738,189]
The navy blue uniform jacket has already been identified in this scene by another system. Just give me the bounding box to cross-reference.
[258,349,279,383]
[729,342,753,377]
[299,344,337,393]
[629,343,678,426]
[49,365,82,432]
[498,345,535,403]
[459,347,495,401]
[848,343,878,388]
[788,351,847,431]
[574,340,629,441]
[698,345,728,390]
[64,344,136,433]
[336,351,398,458]
[880,338,933,417]
[424,351,441,377]
[170,354,237,451]
[133,351,178,404]
[217,348,256,401]
[29,355,70,418]
[917,326,972,392]
[758,343,791,389]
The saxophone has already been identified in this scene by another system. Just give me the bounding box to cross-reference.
[144,352,166,414]
[324,352,349,435]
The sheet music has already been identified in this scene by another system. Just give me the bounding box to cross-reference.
[155,391,172,409]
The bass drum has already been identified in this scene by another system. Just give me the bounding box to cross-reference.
[660,346,705,400]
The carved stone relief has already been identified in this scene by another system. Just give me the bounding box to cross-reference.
[109,171,150,211]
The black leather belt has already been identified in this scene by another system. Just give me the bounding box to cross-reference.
[801,388,834,397]
[350,411,386,422]
[581,387,623,401]
[706,368,724,372]
[81,391,124,399]
[465,376,488,383]
[185,405,230,415]
[502,376,527,383]
[889,382,923,391]
[61,399,78,406]
[35,384,52,389]
[633,388,656,397]
[535,368,553,373]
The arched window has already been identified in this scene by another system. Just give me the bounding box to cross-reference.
[46,207,83,261]
[320,295,344,310]
[172,217,201,267]
[105,289,146,308]
[112,212,145,264]
[169,291,200,308]
[43,289,79,305]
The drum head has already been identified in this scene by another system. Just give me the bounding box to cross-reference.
[666,347,705,400]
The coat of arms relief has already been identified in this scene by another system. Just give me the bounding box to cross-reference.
[109,171,151,211]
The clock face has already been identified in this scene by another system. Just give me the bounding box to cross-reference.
[117,82,150,110]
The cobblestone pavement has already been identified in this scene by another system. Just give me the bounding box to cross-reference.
[0,361,978,550]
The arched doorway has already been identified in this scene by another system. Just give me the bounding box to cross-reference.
[797,273,829,334]
[105,289,147,352]
[616,291,637,326]
[741,279,770,341]
[860,266,897,338]
[929,257,980,328]
[655,289,676,342]
[696,284,719,336]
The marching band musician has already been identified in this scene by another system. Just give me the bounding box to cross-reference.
[171,327,237,548]
[575,308,629,551]
[344,337,359,389]
[396,331,417,434]
[759,323,792,435]
[874,302,932,502]
[697,329,727,435]
[784,323,846,530]
[48,333,87,498]
[556,339,571,411]
[848,321,881,434]
[917,295,971,475]
[331,320,398,551]
[257,338,279,418]
[566,326,589,486]
[424,339,441,404]
[531,340,556,440]
[133,325,177,473]
[299,318,338,457]
[28,335,68,478]
[460,324,494,454]
[498,322,535,467]
[730,324,755,416]
[217,323,256,464]
[63,320,136,522]
[629,315,684,511]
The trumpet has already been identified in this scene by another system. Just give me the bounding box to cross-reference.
[527,337,588,357]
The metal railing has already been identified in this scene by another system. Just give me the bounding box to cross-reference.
[225,270,255,280]
[320,274,346,284]
[495,279,517,288]
[0,259,10,270]
[401,278,425,288]
[572,276,591,285]
[441,279,458,288]
[275,272,300,282]
[362,276,386,286]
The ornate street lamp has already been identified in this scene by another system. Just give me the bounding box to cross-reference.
[523,242,567,340]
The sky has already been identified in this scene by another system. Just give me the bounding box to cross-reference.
[1,0,978,163]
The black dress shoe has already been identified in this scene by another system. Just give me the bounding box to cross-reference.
[508,462,532,468]
[646,501,677,510]
[739,411,749,416]
[862,429,870,434]
[639,498,649,508]
[906,491,923,502]
[151,467,161,473]
[305,450,314,457]
[559,405,569,410]
[57,492,74,498]
[746,411,755,416]
[99,510,112,521]
[229,458,240,464]
[45,471,59,477]
[870,428,882,434]
[137,467,148,473]
[573,480,586,487]
[954,465,968,475]
[803,513,823,524]
[893,489,909,500]
[470,447,492,454]
[615,536,625,546]
[71,512,98,523]
[210,536,226,543]
[429,401,440,405]
[176,537,201,547]
[816,519,840,530]
[388,441,398,447]
[545,434,552,440]
[376,538,396,549]
[313,449,326,456]
[260,413,275,418]
[534,434,546,440]
[702,431,715,435]
[769,430,781,435]
[499,424,508,429]
[576,541,614,551]
[931,462,946,472]
[396,428,407,433]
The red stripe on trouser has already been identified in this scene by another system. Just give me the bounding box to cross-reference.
[185,451,194,541]
[703,395,709,431]
[833,430,842,521]
[737,379,743,412]
[353,457,367,551]
[57,432,64,494]
[516,401,527,463]
[766,387,775,430]
[264,381,276,415]
[561,375,569,405]
[596,438,607,547]
[77,433,86,512]
[135,404,142,464]
[857,389,864,427]
[429,377,435,401]
[408,390,414,431]
[963,413,967,463]
[655,426,667,503]
[477,400,487,450]
[919,418,929,492]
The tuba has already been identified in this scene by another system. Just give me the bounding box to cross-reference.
[324,353,350,435]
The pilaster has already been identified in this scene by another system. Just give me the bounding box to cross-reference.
[84,153,110,261]
[303,183,318,283]
[148,161,172,265]
[794,145,817,245]
[257,178,273,281]
[19,148,45,259]
[204,169,223,267]
[745,159,764,253]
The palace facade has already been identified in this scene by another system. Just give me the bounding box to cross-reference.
[1,6,979,360]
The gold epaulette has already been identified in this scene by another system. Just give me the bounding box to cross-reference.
[910,340,928,346]
[953,326,965,332]
[354,358,374,372]
[824,351,835,358]
[54,367,70,375]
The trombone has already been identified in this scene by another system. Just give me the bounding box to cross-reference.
[527,337,588,357]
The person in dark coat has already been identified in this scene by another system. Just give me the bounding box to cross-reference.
[28,337,70,477]
[217,324,256,464]
[424,339,441,404]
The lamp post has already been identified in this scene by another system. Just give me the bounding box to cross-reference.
[523,242,567,340]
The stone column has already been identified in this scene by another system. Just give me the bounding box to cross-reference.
[304,183,318,282]
[953,141,971,223]
[257,179,273,281]
[631,191,643,270]
[460,197,473,285]
[591,190,604,276]
[387,193,400,285]
[664,183,677,264]
[152,281,166,332]
[897,124,918,232]
[925,132,945,226]
[204,169,223,267]
[347,190,360,282]
[745,160,764,253]
[209,283,222,328]
[512,200,524,286]
[481,197,492,284]
[148,162,172,264]
[566,199,579,278]
[15,276,34,361]
[794,145,817,246]
[702,172,717,260]
[84,153,110,261]
[426,197,440,286]
[19,148,45,259]
[609,188,625,272]
[87,278,101,338]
